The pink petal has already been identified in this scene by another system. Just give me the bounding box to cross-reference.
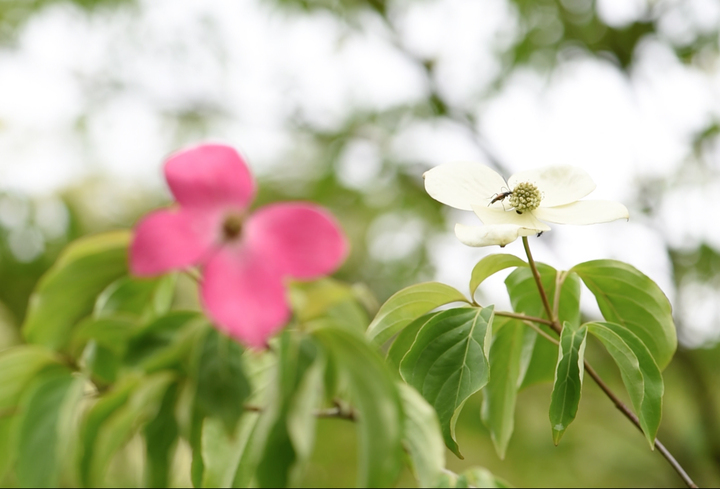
[200,248,290,348]
[164,143,256,211]
[130,208,215,276]
[244,203,348,279]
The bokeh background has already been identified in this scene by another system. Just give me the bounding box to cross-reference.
[1,0,720,487]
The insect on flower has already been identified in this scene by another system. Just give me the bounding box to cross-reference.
[488,189,513,207]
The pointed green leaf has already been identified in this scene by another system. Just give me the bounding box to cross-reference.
[16,367,76,488]
[587,321,663,447]
[89,372,175,486]
[400,307,493,458]
[470,254,527,300]
[505,265,581,388]
[398,383,446,488]
[386,312,439,372]
[313,326,404,487]
[94,274,177,321]
[193,329,251,434]
[201,413,259,488]
[481,318,535,459]
[572,260,677,369]
[23,231,131,350]
[144,383,179,488]
[549,322,588,444]
[367,282,468,345]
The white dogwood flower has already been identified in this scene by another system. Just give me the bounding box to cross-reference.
[423,162,629,247]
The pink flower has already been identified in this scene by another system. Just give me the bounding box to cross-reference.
[130,143,348,348]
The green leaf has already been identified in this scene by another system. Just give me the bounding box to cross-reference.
[201,414,259,488]
[125,311,203,372]
[80,376,140,487]
[505,265,581,388]
[288,278,354,322]
[193,329,251,434]
[89,372,175,486]
[587,321,663,447]
[0,345,59,410]
[469,254,527,300]
[386,312,439,372]
[16,367,77,488]
[367,282,468,345]
[254,332,320,488]
[23,231,131,350]
[313,326,404,487]
[398,383,446,488]
[95,274,177,321]
[144,383,179,488]
[400,307,493,458]
[459,467,512,488]
[572,260,677,370]
[481,319,535,459]
[549,322,588,445]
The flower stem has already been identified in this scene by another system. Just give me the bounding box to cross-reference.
[521,237,555,325]
[494,310,554,326]
[521,236,698,488]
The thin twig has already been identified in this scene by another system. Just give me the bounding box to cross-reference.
[521,237,555,325]
[494,310,554,326]
[521,237,698,488]
[583,363,698,488]
[243,404,356,421]
[521,320,559,346]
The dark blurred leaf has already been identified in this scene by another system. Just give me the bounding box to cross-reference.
[572,260,676,370]
[193,329,251,434]
[22,231,130,350]
[313,325,404,487]
[400,307,493,458]
[125,311,203,372]
[144,383,179,488]
[549,322,587,445]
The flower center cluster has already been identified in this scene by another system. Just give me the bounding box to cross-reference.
[509,182,541,213]
[222,213,243,241]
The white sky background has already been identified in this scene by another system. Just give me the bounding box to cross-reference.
[0,0,720,345]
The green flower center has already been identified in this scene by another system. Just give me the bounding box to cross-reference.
[222,213,243,241]
[509,182,542,213]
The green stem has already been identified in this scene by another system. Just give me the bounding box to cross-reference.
[494,310,554,326]
[521,236,698,488]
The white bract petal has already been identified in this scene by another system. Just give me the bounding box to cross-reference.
[508,166,596,208]
[455,223,539,248]
[471,204,551,231]
[423,162,508,211]
[532,200,630,225]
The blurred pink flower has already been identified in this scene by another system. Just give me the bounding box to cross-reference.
[130,143,348,347]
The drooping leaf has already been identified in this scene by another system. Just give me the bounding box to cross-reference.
[481,318,535,459]
[80,375,140,487]
[201,413,259,488]
[254,332,320,489]
[398,383,446,488]
[549,322,588,445]
[144,383,179,488]
[587,321,663,447]
[0,345,60,410]
[469,253,527,300]
[16,367,77,488]
[400,307,494,458]
[313,326,404,487]
[23,231,131,350]
[193,329,251,434]
[572,260,677,370]
[367,282,468,345]
[88,372,175,487]
[505,265,581,388]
